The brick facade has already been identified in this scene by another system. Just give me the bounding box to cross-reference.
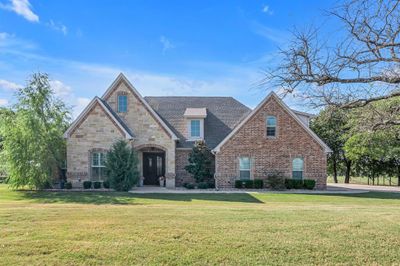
[175,149,195,186]
[214,96,327,189]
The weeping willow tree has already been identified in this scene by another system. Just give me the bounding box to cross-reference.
[0,73,70,189]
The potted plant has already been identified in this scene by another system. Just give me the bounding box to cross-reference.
[159,176,165,187]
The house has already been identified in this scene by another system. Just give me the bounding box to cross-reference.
[64,73,331,189]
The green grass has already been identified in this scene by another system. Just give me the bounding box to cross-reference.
[0,185,400,265]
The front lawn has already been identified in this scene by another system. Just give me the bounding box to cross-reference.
[0,184,399,265]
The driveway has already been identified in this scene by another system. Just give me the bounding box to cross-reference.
[328,183,400,193]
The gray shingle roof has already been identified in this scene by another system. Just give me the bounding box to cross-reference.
[144,96,251,149]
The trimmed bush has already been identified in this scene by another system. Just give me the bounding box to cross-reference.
[197,182,209,189]
[284,179,305,189]
[253,179,264,189]
[103,180,110,189]
[266,171,286,190]
[93,181,102,189]
[303,179,316,190]
[65,182,72,189]
[83,181,92,189]
[235,180,254,189]
[207,180,215,189]
[183,183,195,189]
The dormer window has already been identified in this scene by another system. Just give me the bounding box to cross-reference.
[117,95,127,113]
[190,120,201,138]
[184,108,207,141]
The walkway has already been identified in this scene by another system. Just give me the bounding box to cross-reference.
[327,183,400,193]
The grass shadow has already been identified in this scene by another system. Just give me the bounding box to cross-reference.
[132,193,264,203]
[18,191,264,205]
[20,191,136,205]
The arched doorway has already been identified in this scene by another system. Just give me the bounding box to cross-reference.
[138,146,166,186]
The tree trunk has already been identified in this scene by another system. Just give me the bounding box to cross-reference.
[344,160,352,184]
[397,165,400,186]
[332,158,338,183]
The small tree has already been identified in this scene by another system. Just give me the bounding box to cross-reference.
[185,140,214,183]
[105,140,139,191]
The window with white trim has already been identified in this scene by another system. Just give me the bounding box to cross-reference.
[239,157,251,180]
[117,95,128,112]
[292,158,304,179]
[266,116,277,137]
[190,119,201,138]
[91,152,106,181]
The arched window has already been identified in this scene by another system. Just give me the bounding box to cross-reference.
[292,158,304,179]
[266,116,277,137]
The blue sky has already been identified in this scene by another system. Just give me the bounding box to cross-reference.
[0,0,335,117]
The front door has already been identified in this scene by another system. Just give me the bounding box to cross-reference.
[143,152,165,185]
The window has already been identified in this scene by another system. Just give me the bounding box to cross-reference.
[91,152,106,181]
[117,95,127,112]
[239,157,251,179]
[266,116,277,137]
[190,120,201,138]
[156,156,163,176]
[292,158,304,179]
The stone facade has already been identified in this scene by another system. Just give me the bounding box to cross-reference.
[66,102,128,187]
[103,80,176,177]
[214,96,327,189]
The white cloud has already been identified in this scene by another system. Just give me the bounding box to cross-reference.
[262,5,273,15]
[0,98,8,106]
[0,0,39,22]
[0,31,37,50]
[47,20,68,35]
[160,36,175,53]
[0,79,21,91]
[50,80,72,98]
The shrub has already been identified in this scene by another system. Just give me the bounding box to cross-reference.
[285,179,304,189]
[253,179,264,189]
[266,171,286,190]
[197,182,209,189]
[185,140,214,183]
[65,182,72,189]
[103,180,110,189]
[303,179,316,190]
[83,181,92,189]
[105,140,139,192]
[207,180,215,189]
[183,183,195,189]
[93,181,102,189]
[235,180,254,189]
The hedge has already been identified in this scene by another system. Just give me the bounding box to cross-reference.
[93,181,102,189]
[234,179,264,189]
[83,181,92,189]
[284,179,316,190]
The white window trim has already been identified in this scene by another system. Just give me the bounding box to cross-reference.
[91,152,106,180]
[239,156,251,180]
[266,115,277,138]
[187,118,204,141]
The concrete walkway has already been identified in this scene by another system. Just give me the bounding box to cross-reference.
[128,185,369,194]
[327,183,400,193]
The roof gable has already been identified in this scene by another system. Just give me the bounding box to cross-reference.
[63,97,134,139]
[212,92,332,153]
[101,73,178,140]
